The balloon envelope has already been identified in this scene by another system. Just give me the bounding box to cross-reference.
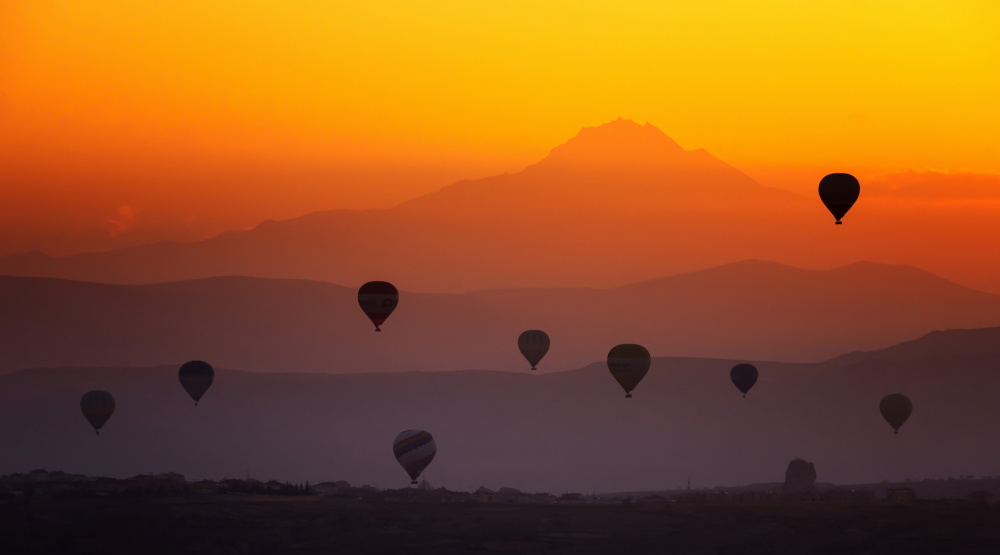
[358,281,399,331]
[80,390,115,434]
[818,173,860,224]
[879,394,912,434]
[393,430,437,484]
[607,344,650,398]
[518,330,550,370]
[730,363,758,397]
[179,360,214,405]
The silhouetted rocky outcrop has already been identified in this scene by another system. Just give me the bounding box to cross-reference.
[783,459,817,493]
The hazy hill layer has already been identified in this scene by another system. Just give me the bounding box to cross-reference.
[0,119,806,292]
[3,260,1000,374]
[0,120,1000,292]
[2,326,999,492]
[4,119,1000,293]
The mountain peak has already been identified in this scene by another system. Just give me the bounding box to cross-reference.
[538,119,687,168]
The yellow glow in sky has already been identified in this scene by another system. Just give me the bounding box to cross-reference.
[2,1,999,177]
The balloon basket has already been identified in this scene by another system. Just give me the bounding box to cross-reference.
[835,221,843,225]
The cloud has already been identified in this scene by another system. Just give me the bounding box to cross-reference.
[106,205,136,237]
[866,171,1000,201]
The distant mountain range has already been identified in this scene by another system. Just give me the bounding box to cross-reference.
[2,326,998,492]
[3,118,1000,293]
[2,260,1000,374]
[0,119,808,291]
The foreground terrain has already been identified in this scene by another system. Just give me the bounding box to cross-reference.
[3,495,999,554]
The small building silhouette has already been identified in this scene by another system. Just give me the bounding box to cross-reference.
[820,489,849,503]
[886,487,917,504]
[312,481,352,495]
[967,490,994,507]
[636,494,668,506]
[474,486,495,502]
[820,489,876,504]
[189,480,218,495]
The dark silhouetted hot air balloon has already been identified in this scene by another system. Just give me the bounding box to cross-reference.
[730,363,758,398]
[358,281,398,331]
[518,330,550,370]
[879,394,912,434]
[819,173,860,224]
[80,390,115,435]
[393,430,437,485]
[607,344,650,398]
[179,360,214,406]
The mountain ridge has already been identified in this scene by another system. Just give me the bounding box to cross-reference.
[3,259,1000,375]
[0,119,811,291]
[0,258,960,291]
[398,119,800,213]
[13,321,998,377]
[2,119,1000,294]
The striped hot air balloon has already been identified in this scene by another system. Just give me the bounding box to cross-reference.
[358,281,399,332]
[517,330,550,370]
[607,344,650,398]
[80,390,115,435]
[392,430,437,485]
[179,360,214,406]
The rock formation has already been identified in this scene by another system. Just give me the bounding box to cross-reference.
[783,458,817,492]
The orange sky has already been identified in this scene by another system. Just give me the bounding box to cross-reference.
[2,1,999,256]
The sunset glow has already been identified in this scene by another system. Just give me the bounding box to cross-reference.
[5,5,1000,547]
[3,2,999,255]
[1,2,1000,285]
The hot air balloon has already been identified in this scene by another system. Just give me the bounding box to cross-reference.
[880,394,912,434]
[607,344,650,398]
[518,330,550,370]
[818,173,860,224]
[358,281,399,332]
[730,363,758,398]
[179,360,214,406]
[80,390,115,435]
[392,430,437,485]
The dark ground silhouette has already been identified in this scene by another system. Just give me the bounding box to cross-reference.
[3,493,999,554]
